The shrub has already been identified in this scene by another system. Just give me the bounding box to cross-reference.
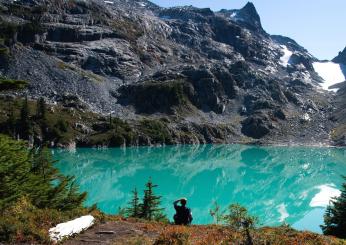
[223,204,258,231]
[154,226,190,245]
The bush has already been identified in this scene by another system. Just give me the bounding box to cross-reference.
[223,204,258,231]
[154,226,190,245]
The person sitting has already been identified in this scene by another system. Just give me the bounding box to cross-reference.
[173,198,193,225]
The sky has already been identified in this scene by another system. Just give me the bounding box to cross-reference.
[150,0,346,60]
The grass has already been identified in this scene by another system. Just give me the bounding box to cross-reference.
[150,223,346,245]
[0,77,28,90]
[110,18,144,42]
[57,61,103,83]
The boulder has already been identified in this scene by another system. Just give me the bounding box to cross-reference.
[241,114,273,139]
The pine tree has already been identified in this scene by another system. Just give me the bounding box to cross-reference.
[140,177,165,221]
[6,105,16,138]
[36,97,46,120]
[28,146,87,210]
[0,135,86,211]
[321,176,346,238]
[0,134,31,210]
[126,188,141,218]
[19,97,32,140]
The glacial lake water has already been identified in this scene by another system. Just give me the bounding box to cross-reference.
[53,144,346,233]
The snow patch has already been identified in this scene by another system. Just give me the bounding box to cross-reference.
[313,62,346,91]
[310,185,341,207]
[49,215,95,242]
[104,0,114,4]
[280,45,293,67]
[301,113,311,122]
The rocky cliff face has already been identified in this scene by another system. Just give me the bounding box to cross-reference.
[0,0,344,146]
[333,46,346,64]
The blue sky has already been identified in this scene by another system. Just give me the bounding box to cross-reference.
[150,0,346,60]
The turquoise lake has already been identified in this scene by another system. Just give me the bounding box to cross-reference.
[53,144,346,233]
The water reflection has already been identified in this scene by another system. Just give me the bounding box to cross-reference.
[53,145,346,232]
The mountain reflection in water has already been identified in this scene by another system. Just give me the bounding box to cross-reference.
[53,144,346,233]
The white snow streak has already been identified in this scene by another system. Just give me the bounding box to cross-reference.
[309,185,341,208]
[49,215,95,242]
[313,61,346,91]
[280,45,293,67]
[277,203,289,222]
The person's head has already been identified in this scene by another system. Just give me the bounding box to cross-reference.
[181,198,187,206]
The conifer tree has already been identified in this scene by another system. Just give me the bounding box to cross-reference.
[6,105,16,138]
[0,134,31,210]
[36,97,46,120]
[140,177,165,221]
[28,146,87,210]
[321,176,346,238]
[0,135,86,211]
[19,97,31,140]
[126,188,141,218]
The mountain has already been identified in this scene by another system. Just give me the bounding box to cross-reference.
[0,0,344,147]
[333,46,346,64]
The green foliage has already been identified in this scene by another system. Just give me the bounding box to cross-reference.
[0,21,18,43]
[0,135,31,209]
[222,204,258,231]
[117,206,127,217]
[55,119,69,133]
[5,105,16,137]
[19,97,32,140]
[126,188,141,218]
[321,176,346,238]
[89,117,136,147]
[124,178,167,222]
[127,80,190,114]
[36,97,46,120]
[141,178,165,221]
[0,77,28,91]
[0,135,89,243]
[140,119,172,144]
[0,135,86,211]
[0,196,93,244]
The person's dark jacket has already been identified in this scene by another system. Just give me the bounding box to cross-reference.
[173,202,193,225]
